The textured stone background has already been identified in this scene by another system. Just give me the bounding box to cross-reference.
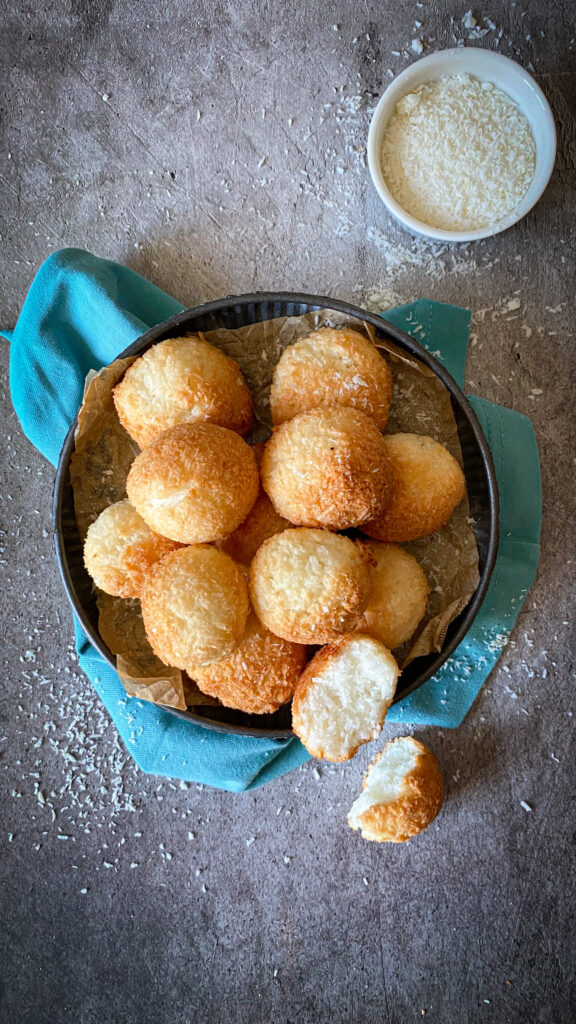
[1,2,575,1022]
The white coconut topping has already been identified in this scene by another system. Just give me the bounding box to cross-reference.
[380,72,536,231]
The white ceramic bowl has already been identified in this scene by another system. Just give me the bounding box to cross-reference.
[367,48,557,242]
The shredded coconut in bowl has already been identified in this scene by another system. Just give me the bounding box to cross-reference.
[380,72,536,232]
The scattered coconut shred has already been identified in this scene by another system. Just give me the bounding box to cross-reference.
[380,73,536,231]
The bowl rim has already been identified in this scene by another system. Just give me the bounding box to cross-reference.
[53,290,500,738]
[367,47,557,243]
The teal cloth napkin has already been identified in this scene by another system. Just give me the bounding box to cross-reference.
[2,249,541,789]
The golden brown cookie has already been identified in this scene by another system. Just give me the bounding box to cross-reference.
[270,326,392,429]
[362,433,466,542]
[113,335,252,448]
[358,542,429,649]
[83,500,179,598]
[261,406,392,530]
[249,528,373,644]
[126,422,259,544]
[140,545,249,668]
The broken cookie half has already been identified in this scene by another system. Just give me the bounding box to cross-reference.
[348,736,443,842]
[292,634,400,761]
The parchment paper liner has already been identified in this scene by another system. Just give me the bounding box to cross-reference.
[70,310,480,712]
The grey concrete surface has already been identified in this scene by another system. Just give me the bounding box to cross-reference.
[1,1,575,1022]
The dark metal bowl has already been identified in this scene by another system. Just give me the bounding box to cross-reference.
[53,292,499,738]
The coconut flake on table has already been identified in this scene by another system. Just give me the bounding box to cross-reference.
[379,72,536,231]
